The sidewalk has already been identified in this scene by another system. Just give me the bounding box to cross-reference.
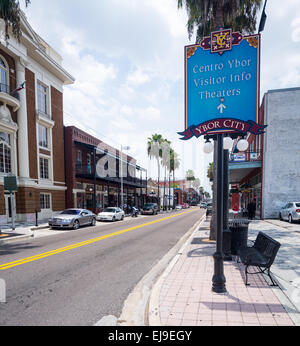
[0,220,50,244]
[148,217,300,326]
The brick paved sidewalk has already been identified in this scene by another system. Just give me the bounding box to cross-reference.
[156,219,296,326]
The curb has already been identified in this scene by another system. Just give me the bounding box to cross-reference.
[116,213,206,326]
[0,233,34,245]
[147,215,206,326]
[30,225,49,231]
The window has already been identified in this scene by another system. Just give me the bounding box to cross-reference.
[40,157,49,179]
[0,57,8,93]
[77,150,82,168]
[87,154,92,174]
[0,132,11,174]
[38,124,48,148]
[37,82,48,114]
[40,193,51,209]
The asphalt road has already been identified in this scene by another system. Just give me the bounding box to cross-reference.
[0,208,204,326]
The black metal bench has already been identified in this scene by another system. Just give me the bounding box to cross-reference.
[237,232,281,286]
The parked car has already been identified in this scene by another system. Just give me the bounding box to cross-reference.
[206,203,213,216]
[141,203,159,215]
[181,203,189,209]
[200,202,207,209]
[49,209,96,230]
[279,202,300,223]
[175,204,183,210]
[97,207,125,222]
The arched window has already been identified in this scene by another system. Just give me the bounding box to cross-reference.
[0,132,12,173]
[0,56,9,93]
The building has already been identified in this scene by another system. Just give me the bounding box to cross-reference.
[229,87,300,219]
[64,126,147,212]
[0,14,74,223]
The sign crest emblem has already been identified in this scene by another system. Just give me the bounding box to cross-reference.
[211,29,232,54]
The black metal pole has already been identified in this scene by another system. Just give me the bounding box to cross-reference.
[212,133,227,293]
[35,208,38,227]
[223,149,232,261]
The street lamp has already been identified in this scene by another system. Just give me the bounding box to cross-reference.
[203,138,214,154]
[223,136,234,151]
[120,145,130,210]
[237,139,249,152]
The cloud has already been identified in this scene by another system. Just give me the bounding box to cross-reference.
[291,18,300,42]
[126,67,150,86]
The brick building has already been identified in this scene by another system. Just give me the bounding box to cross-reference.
[64,126,147,212]
[0,14,74,223]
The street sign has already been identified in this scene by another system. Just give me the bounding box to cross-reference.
[4,176,17,192]
[232,154,246,162]
[179,29,267,140]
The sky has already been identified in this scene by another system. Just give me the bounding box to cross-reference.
[20,0,300,194]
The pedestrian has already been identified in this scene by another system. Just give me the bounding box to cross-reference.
[248,201,256,220]
[233,203,239,219]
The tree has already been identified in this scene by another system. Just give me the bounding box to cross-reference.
[147,134,164,208]
[207,162,214,182]
[204,191,211,199]
[177,0,263,240]
[170,150,180,208]
[177,0,263,43]
[191,178,201,190]
[0,0,30,41]
[161,138,172,210]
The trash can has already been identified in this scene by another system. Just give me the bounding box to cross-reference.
[228,219,250,255]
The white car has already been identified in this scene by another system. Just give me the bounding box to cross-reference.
[97,207,125,222]
[279,202,300,223]
[175,205,183,210]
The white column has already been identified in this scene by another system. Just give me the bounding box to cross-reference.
[16,58,30,179]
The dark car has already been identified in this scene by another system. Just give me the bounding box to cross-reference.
[206,203,213,216]
[49,209,96,230]
[141,203,159,215]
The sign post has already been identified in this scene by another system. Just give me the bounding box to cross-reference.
[4,176,18,231]
[179,29,265,293]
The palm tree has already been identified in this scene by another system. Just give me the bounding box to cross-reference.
[177,0,263,42]
[161,139,172,210]
[207,162,214,182]
[170,150,180,208]
[147,134,164,208]
[177,0,263,240]
[0,0,30,41]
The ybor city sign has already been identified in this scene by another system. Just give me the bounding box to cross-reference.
[180,28,265,138]
[179,118,266,140]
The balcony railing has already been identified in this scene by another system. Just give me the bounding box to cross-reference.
[0,83,20,100]
[75,164,147,187]
[0,83,10,94]
[229,150,262,163]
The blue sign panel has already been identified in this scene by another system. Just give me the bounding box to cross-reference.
[185,33,260,133]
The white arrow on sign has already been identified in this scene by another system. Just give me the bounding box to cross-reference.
[217,103,226,114]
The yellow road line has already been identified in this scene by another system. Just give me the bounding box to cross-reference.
[0,209,199,271]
